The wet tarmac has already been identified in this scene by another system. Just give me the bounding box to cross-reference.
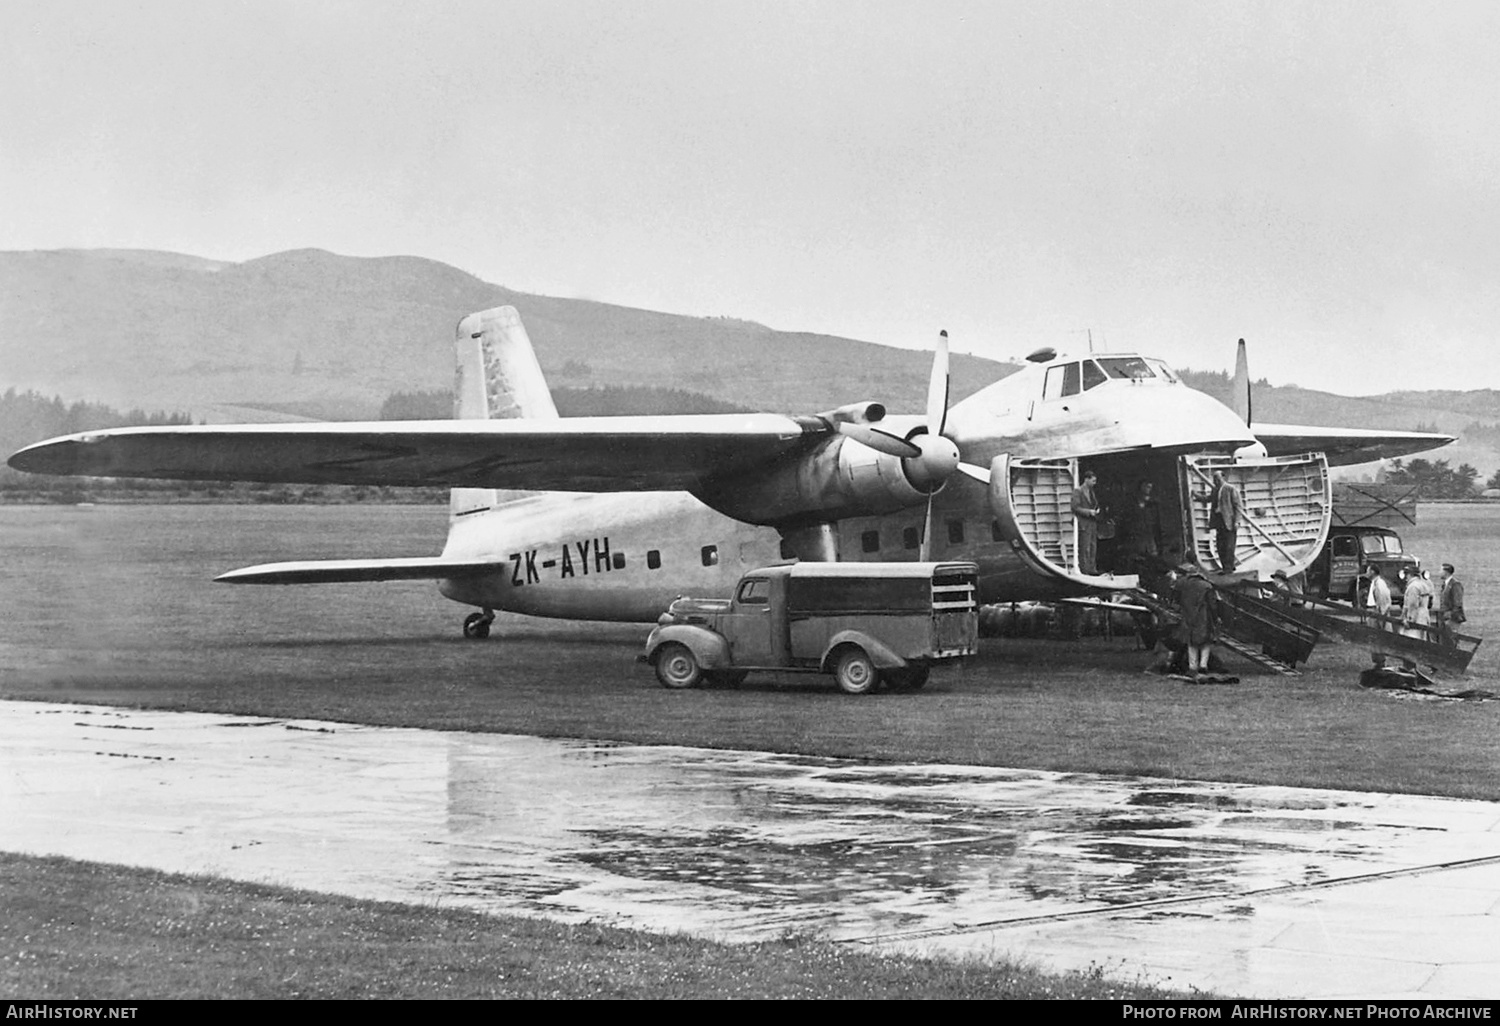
[3,700,1499,998]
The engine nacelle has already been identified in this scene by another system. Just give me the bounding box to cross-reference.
[697,434,954,526]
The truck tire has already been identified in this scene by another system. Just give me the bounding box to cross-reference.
[655,643,704,689]
[833,646,879,695]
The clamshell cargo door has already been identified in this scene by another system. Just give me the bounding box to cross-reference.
[1180,453,1331,578]
[989,455,1140,590]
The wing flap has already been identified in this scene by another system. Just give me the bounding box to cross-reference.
[8,414,817,491]
[216,557,503,585]
[1254,423,1455,467]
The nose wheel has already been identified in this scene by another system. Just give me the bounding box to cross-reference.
[463,610,495,639]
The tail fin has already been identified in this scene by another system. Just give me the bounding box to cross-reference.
[1232,337,1252,427]
[450,307,559,520]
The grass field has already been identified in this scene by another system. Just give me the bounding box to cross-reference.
[3,501,1497,999]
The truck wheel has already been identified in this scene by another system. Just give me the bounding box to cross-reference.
[654,643,704,689]
[885,665,930,692]
[833,646,879,695]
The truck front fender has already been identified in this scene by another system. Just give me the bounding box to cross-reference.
[821,630,907,672]
[645,624,732,670]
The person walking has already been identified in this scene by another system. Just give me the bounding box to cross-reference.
[1437,563,1466,647]
[1071,468,1102,576]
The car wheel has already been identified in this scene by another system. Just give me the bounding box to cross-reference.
[654,643,703,689]
[833,646,879,695]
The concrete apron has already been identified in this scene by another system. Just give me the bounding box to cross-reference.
[3,701,1498,999]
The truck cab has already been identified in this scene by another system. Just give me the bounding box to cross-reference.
[1305,525,1419,605]
[644,561,979,694]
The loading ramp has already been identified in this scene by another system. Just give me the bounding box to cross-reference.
[1253,585,1482,676]
[1125,583,1318,676]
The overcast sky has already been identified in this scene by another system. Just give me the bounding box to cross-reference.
[3,0,1497,395]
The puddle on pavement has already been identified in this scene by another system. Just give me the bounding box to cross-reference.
[5,701,1499,949]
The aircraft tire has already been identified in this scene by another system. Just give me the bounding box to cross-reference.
[885,665,930,692]
[833,646,879,695]
[655,643,704,689]
[462,613,491,640]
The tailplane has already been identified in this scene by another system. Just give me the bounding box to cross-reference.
[450,307,560,520]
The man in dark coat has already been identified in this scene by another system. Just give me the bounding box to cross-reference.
[1173,566,1218,679]
[1071,469,1101,575]
[1120,479,1163,565]
[1437,563,1466,647]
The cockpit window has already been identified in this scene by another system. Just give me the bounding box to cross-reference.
[1146,359,1179,382]
[1096,356,1156,380]
[1082,360,1108,390]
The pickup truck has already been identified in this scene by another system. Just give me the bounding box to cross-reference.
[644,561,979,694]
[1305,525,1419,605]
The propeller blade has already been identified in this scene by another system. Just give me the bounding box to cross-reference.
[1233,337,1251,427]
[956,462,991,485]
[919,491,934,561]
[836,422,922,458]
[927,330,951,437]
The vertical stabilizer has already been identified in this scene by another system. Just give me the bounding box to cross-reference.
[450,307,559,520]
[1232,337,1252,427]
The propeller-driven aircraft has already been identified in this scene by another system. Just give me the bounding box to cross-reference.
[8,309,1454,638]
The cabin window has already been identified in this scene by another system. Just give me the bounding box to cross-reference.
[947,519,965,544]
[1331,536,1359,558]
[902,526,920,550]
[1082,360,1108,390]
[612,552,626,570]
[737,578,769,604]
[991,520,1004,542]
[647,549,661,569]
[861,530,880,553]
[701,545,719,567]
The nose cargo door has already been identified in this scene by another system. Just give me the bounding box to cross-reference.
[1180,453,1330,578]
[989,455,1140,589]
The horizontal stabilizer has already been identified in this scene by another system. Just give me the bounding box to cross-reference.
[216,557,503,585]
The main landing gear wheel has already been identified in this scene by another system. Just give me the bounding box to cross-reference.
[655,643,704,689]
[462,611,494,640]
[834,646,879,695]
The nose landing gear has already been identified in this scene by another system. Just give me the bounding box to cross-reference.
[462,609,495,639]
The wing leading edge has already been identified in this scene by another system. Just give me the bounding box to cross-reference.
[1253,424,1455,467]
[7,414,818,491]
[215,557,503,584]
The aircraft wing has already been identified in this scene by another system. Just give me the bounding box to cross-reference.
[6,415,821,491]
[216,557,503,584]
[1253,424,1455,467]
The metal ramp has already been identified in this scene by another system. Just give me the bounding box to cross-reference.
[1257,585,1482,676]
[1126,585,1318,676]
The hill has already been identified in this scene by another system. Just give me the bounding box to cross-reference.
[0,248,1013,420]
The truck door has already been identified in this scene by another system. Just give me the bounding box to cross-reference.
[1178,453,1331,578]
[725,576,776,665]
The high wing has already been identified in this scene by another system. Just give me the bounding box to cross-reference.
[215,557,503,584]
[5,414,824,491]
[1253,424,1455,467]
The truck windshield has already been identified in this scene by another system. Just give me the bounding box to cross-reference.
[1361,535,1403,555]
